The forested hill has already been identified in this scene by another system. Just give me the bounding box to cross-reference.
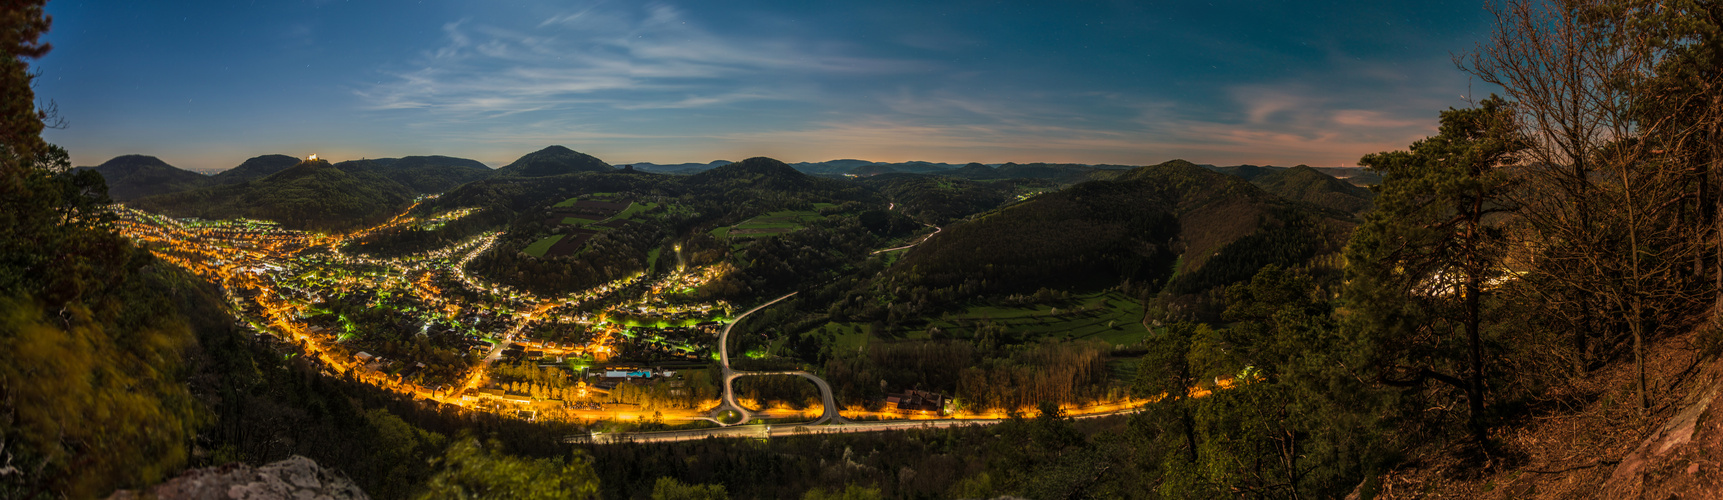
[129,159,415,231]
[431,155,873,221]
[209,154,299,185]
[883,159,1348,302]
[334,155,493,194]
[1203,163,1284,181]
[687,156,817,191]
[76,155,210,201]
[1249,165,1376,214]
[491,145,614,177]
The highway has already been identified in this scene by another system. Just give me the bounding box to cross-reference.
[585,418,1002,444]
[581,400,1158,444]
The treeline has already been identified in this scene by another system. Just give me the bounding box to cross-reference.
[583,400,1325,499]
[816,339,1114,412]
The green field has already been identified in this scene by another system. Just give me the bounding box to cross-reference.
[713,210,825,240]
[523,234,566,257]
[608,201,657,221]
[926,292,1152,346]
[559,201,659,227]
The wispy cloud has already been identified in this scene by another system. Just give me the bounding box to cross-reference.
[358,4,927,123]
[707,54,1468,167]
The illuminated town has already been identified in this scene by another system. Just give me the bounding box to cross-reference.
[115,196,1169,438]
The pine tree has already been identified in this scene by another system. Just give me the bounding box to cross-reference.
[1347,96,1524,444]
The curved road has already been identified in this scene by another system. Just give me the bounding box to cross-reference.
[728,370,850,425]
[711,292,854,425]
[706,293,854,425]
[870,225,941,255]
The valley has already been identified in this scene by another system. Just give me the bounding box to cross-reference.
[114,152,1276,440]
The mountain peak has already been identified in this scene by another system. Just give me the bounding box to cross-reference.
[212,154,300,185]
[82,155,210,201]
[495,146,613,177]
[688,156,813,187]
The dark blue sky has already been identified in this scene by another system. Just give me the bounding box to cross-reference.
[36,0,1497,172]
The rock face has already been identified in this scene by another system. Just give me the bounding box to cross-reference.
[1600,371,1723,498]
[108,456,369,500]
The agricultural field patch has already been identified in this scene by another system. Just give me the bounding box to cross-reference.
[533,197,663,257]
[523,234,566,257]
[544,230,597,257]
[713,210,825,240]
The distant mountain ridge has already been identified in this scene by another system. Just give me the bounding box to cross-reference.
[87,145,1370,231]
[129,158,415,231]
[629,160,731,174]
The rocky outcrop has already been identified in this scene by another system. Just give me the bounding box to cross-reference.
[107,456,368,500]
[1600,372,1723,498]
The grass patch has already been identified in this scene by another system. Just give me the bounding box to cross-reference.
[561,216,598,225]
[647,247,662,274]
[523,234,566,257]
[713,210,825,240]
[606,201,657,222]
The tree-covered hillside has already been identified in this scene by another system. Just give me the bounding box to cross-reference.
[335,154,494,194]
[1249,164,1376,214]
[865,159,1347,311]
[861,174,1052,225]
[209,154,300,185]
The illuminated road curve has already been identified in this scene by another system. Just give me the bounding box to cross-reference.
[710,292,848,425]
[870,225,941,255]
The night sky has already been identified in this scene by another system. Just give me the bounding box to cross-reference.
[36,1,1497,172]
